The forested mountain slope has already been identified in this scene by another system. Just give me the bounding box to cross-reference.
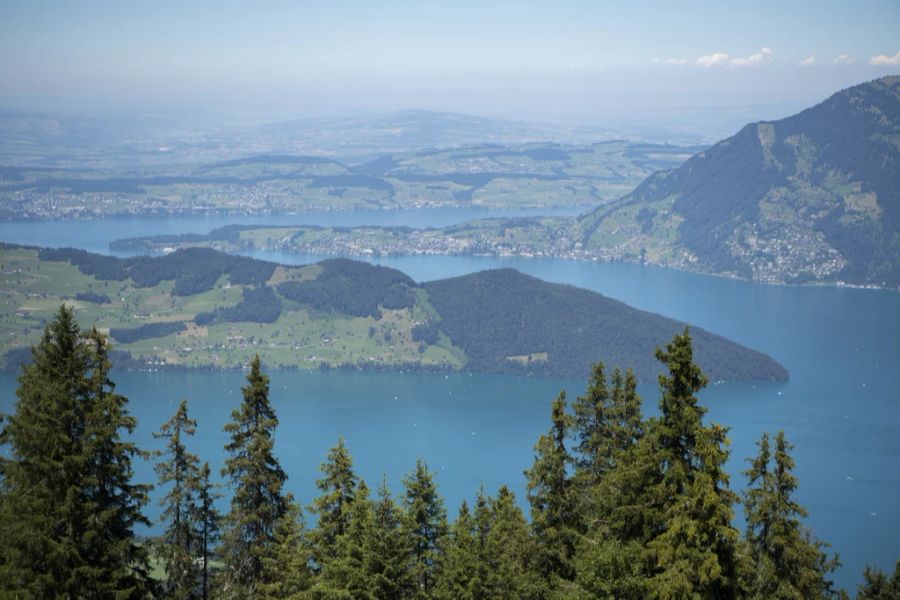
[580,76,900,285]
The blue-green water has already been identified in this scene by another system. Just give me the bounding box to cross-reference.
[1,216,898,590]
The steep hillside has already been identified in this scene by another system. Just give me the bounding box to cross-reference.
[580,76,900,285]
[423,269,786,380]
[0,245,786,381]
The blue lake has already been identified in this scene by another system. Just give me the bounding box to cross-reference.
[1,213,898,590]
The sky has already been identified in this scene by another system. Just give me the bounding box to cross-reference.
[0,0,898,130]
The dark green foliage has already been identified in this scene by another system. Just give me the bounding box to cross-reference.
[436,500,483,600]
[110,320,188,343]
[260,500,313,599]
[368,476,412,599]
[39,246,129,279]
[110,224,247,252]
[645,329,740,598]
[483,486,544,599]
[74,290,111,304]
[39,246,277,294]
[309,437,359,570]
[411,321,441,345]
[571,364,644,535]
[315,479,378,597]
[525,391,579,587]
[195,462,222,600]
[856,562,900,599]
[743,431,841,598]
[402,458,448,598]
[277,258,416,318]
[154,399,202,599]
[219,355,288,596]
[153,406,222,600]
[0,305,152,597]
[436,486,543,600]
[196,285,282,325]
[423,268,787,380]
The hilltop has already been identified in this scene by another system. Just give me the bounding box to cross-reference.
[0,245,786,381]
[579,76,900,286]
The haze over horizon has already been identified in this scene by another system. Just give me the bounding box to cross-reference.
[1,0,898,139]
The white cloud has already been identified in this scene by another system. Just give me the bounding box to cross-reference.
[833,54,856,65]
[697,52,731,67]
[653,57,688,65]
[870,51,900,66]
[696,47,773,67]
[798,56,817,66]
[730,47,774,66]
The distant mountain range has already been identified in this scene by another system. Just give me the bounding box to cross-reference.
[0,107,694,169]
[580,76,900,286]
[0,245,786,381]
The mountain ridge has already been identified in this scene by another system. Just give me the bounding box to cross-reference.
[580,75,900,285]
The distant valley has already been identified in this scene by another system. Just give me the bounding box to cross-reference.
[118,77,900,288]
[0,140,693,219]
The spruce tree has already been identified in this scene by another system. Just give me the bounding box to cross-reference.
[571,365,644,532]
[219,355,287,597]
[856,561,900,600]
[260,498,313,600]
[743,431,841,598]
[319,479,376,597]
[484,486,543,599]
[0,306,151,598]
[572,361,611,480]
[309,436,358,571]
[154,399,202,599]
[368,475,411,599]
[436,500,481,600]
[192,462,221,600]
[525,390,578,586]
[402,458,448,599]
[607,368,643,459]
[645,328,740,599]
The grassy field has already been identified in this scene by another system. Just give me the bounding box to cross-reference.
[0,248,464,372]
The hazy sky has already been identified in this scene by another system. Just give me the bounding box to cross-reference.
[1,0,898,126]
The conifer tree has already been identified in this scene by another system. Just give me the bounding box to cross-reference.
[0,306,151,597]
[525,391,578,586]
[436,500,481,600]
[193,462,222,600]
[743,431,841,598]
[571,365,644,532]
[856,561,900,600]
[260,498,313,600]
[572,361,611,480]
[319,479,376,597]
[484,486,543,599]
[219,355,287,597]
[402,458,448,598]
[607,368,643,459]
[310,436,358,571]
[645,328,739,598]
[368,475,411,599]
[154,399,202,599]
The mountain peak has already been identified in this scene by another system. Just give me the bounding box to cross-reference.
[580,77,900,287]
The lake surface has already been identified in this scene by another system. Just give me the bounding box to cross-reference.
[0,206,584,257]
[1,212,898,590]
